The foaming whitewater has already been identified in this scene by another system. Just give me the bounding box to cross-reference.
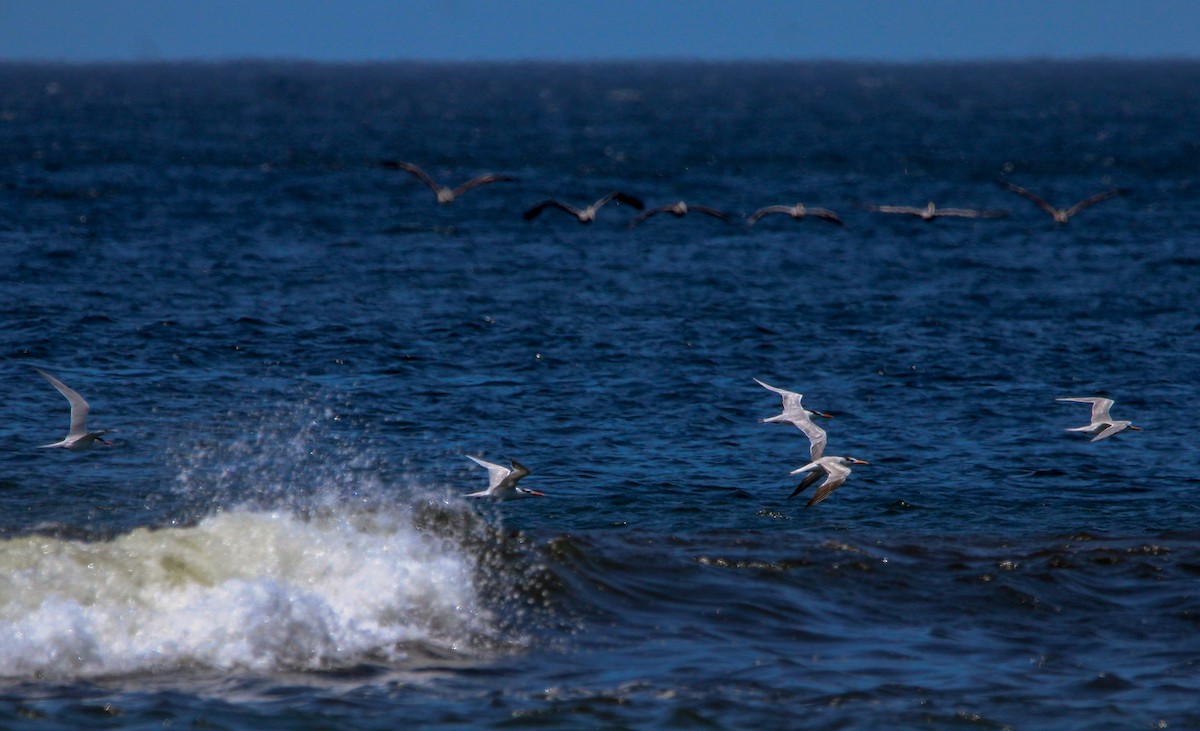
[0,405,538,680]
[0,507,504,678]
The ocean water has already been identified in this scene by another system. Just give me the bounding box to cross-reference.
[1,59,1199,729]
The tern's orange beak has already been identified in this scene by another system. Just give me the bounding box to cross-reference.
[813,411,834,419]
[526,490,546,497]
[849,458,870,465]
[1128,425,1142,431]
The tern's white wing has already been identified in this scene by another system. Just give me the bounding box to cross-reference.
[1057,397,1114,423]
[1091,421,1129,442]
[796,420,827,460]
[36,368,90,440]
[807,461,851,508]
[507,459,531,483]
[757,379,826,459]
[788,464,826,498]
[789,459,820,475]
[754,378,807,414]
[788,457,852,506]
[1088,398,1115,423]
[822,459,851,482]
[467,455,512,490]
[753,378,790,396]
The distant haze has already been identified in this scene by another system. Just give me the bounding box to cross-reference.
[0,0,1197,62]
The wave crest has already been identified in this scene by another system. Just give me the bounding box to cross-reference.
[0,506,502,678]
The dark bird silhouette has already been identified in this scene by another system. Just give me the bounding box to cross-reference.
[628,200,730,228]
[523,191,644,223]
[867,202,1008,221]
[996,181,1130,224]
[381,160,516,204]
[747,203,843,226]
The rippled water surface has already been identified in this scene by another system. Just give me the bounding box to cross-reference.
[2,60,1199,729]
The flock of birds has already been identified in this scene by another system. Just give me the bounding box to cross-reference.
[749,380,1140,508]
[380,160,1132,228]
[25,162,1141,507]
[346,161,1138,504]
[34,367,1141,508]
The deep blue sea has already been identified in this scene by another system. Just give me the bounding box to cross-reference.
[2,60,1200,729]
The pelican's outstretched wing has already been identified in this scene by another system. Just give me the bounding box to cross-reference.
[868,205,925,216]
[595,191,644,211]
[628,205,671,228]
[450,173,516,199]
[382,160,443,194]
[996,180,1060,218]
[1063,188,1130,218]
[808,207,843,225]
[936,207,1009,219]
[688,204,730,221]
[746,205,795,225]
[523,199,581,221]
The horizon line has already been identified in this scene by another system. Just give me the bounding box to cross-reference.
[1,53,1198,66]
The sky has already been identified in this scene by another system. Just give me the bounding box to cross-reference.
[0,0,1197,63]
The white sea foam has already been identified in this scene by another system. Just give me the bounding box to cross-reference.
[0,506,498,678]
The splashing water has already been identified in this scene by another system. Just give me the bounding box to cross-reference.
[0,403,537,680]
[0,505,508,678]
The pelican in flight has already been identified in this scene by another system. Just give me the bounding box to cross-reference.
[747,203,843,226]
[789,455,869,507]
[523,191,644,223]
[754,378,831,461]
[35,368,112,450]
[628,200,730,228]
[996,181,1130,224]
[464,456,543,500]
[1057,397,1141,442]
[867,202,1008,221]
[381,160,516,204]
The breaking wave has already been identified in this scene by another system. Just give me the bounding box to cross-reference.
[0,504,515,678]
